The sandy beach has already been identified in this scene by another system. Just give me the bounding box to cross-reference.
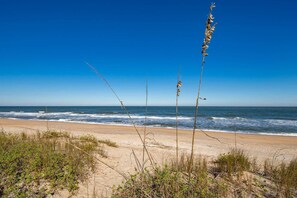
[1,118,297,196]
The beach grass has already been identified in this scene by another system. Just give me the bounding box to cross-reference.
[214,148,251,176]
[0,131,104,197]
[263,158,297,197]
[97,139,118,148]
[1,123,297,197]
[112,150,297,198]
[112,154,227,198]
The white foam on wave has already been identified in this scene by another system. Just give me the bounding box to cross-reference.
[211,117,228,120]
[211,116,297,124]
[85,113,191,120]
[258,132,297,137]
[0,111,192,121]
[48,119,134,127]
[0,111,74,117]
[0,112,39,116]
[2,117,297,137]
[210,116,297,129]
[201,129,297,137]
[1,111,297,136]
[211,116,248,121]
[264,119,297,127]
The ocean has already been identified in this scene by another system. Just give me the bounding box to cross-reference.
[0,106,296,136]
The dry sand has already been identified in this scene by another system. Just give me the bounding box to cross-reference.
[0,118,296,197]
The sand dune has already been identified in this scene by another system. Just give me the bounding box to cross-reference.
[1,118,296,196]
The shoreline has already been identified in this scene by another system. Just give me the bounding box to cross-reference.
[1,117,297,137]
[1,118,297,162]
[1,118,297,148]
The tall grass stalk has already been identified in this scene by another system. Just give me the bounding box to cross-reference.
[142,80,148,171]
[189,3,217,173]
[175,71,182,166]
[86,62,155,168]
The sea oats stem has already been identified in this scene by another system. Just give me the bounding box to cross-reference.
[189,2,216,174]
[85,62,155,168]
[142,80,148,171]
[175,70,182,167]
[176,91,179,166]
[189,57,205,169]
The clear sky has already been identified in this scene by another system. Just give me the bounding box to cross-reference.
[0,0,296,106]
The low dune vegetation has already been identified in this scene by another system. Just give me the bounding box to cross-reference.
[0,131,109,197]
[112,154,228,198]
[112,149,297,198]
[1,129,296,198]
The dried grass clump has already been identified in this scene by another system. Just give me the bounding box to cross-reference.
[79,134,99,145]
[98,139,118,148]
[42,130,70,139]
[263,158,297,197]
[79,134,118,148]
[112,154,227,198]
[172,153,207,175]
[75,135,107,158]
[214,148,251,176]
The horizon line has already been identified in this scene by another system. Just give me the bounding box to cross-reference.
[0,105,296,108]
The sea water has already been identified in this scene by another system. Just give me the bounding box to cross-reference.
[0,106,296,136]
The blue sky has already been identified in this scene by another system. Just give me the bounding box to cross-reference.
[0,0,296,106]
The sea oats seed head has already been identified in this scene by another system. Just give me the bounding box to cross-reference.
[210,2,216,11]
[177,81,182,87]
[201,2,216,58]
[177,88,181,96]
[176,80,182,96]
